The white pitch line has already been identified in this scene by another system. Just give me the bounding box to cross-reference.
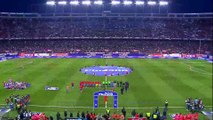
[183,62,205,64]
[181,62,212,76]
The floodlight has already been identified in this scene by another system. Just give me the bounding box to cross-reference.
[147,1,156,5]
[123,1,133,5]
[111,0,120,5]
[159,1,168,6]
[82,0,91,5]
[135,1,144,5]
[94,0,103,5]
[46,1,56,5]
[58,1,67,5]
[70,1,79,5]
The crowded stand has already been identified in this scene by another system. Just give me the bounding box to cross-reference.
[0,17,212,40]
[0,39,212,54]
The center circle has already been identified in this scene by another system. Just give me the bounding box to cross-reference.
[80,66,132,76]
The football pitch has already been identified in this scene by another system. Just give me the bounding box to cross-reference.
[0,58,212,119]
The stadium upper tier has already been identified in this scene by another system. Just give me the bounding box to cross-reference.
[0,12,212,40]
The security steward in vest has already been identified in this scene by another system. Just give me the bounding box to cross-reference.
[146,112,151,120]
[153,113,158,120]
[106,108,110,115]
[165,100,168,108]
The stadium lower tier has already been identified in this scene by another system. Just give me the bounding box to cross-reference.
[0,39,212,54]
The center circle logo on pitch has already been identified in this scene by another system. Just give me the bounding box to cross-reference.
[80,66,132,76]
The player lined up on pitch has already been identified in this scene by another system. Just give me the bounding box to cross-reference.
[77,80,130,94]
[5,94,30,114]
[3,79,31,90]
[185,97,204,112]
[66,82,75,93]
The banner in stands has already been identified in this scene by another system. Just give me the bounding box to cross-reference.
[148,53,163,58]
[181,54,196,59]
[12,52,213,63]
[51,53,68,57]
[163,54,170,58]
[34,53,50,57]
[0,53,5,57]
[19,53,34,57]
[207,55,213,63]
[6,53,18,56]
[5,53,18,57]
[169,53,181,58]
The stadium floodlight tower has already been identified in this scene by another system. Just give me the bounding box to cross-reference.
[159,1,168,6]
[46,0,56,5]
[70,0,80,5]
[135,0,145,5]
[123,0,133,5]
[147,0,157,5]
[111,0,121,5]
[58,0,67,5]
[94,0,103,5]
[82,0,92,5]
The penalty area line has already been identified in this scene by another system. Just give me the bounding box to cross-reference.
[181,62,212,76]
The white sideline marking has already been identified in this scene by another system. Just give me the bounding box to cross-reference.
[0,104,212,109]
[181,62,212,76]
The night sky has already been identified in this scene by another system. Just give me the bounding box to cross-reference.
[0,0,212,13]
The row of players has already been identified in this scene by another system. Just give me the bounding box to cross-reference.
[185,98,204,112]
[3,79,31,90]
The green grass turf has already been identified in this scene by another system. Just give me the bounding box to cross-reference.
[0,58,212,119]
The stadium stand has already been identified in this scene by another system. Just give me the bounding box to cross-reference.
[0,39,212,54]
[0,12,212,40]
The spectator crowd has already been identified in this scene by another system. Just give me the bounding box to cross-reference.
[0,17,212,40]
[0,39,212,54]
